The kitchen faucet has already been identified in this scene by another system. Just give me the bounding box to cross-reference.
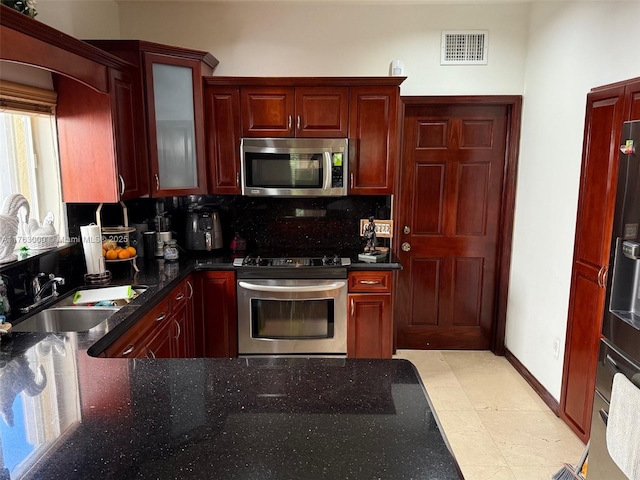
[19,273,65,313]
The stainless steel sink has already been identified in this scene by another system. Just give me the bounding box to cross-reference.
[12,286,147,333]
[12,306,120,332]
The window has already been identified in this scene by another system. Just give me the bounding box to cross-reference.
[0,80,67,247]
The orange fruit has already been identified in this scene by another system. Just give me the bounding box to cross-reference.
[105,249,118,260]
[126,246,136,256]
[117,249,131,259]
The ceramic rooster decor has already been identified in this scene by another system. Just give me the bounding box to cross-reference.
[24,211,58,250]
[0,194,29,264]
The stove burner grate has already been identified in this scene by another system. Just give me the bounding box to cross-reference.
[233,254,350,268]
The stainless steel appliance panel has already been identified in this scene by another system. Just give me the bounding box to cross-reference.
[240,138,348,197]
[590,338,640,480]
[237,278,347,355]
[589,391,626,480]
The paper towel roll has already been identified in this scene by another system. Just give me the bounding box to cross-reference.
[80,224,105,274]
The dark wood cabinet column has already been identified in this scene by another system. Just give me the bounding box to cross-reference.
[561,77,640,442]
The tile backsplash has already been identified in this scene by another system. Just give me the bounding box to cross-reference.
[67,195,392,256]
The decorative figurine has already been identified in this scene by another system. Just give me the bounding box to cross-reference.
[363,216,377,253]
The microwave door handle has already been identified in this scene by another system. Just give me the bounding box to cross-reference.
[238,281,346,293]
[323,152,333,190]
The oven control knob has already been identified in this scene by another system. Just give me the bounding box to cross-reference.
[401,242,411,252]
[333,254,340,265]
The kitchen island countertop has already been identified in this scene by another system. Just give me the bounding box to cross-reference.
[0,337,462,479]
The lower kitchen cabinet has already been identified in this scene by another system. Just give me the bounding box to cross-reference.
[103,276,195,359]
[144,317,174,358]
[347,271,393,358]
[193,271,237,358]
[172,300,194,358]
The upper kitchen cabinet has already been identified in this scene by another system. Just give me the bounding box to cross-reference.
[0,5,145,202]
[205,77,404,195]
[56,67,148,202]
[240,85,349,138]
[85,40,219,197]
[348,85,401,195]
[204,84,242,194]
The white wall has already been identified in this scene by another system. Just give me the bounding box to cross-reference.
[27,0,640,401]
[507,1,640,400]
[35,0,120,38]
[116,1,529,95]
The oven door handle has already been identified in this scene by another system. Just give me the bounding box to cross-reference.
[238,281,346,293]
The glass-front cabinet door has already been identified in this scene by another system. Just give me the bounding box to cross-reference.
[144,53,207,196]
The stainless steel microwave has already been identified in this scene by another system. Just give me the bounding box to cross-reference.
[240,138,348,197]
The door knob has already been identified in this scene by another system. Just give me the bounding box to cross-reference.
[401,242,411,252]
[403,225,411,234]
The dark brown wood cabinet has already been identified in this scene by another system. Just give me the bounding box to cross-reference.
[0,7,150,203]
[560,77,640,442]
[144,316,174,358]
[347,271,393,358]
[102,276,195,359]
[193,271,237,357]
[85,40,218,198]
[204,85,242,194]
[103,296,171,358]
[56,67,149,202]
[205,77,403,195]
[348,86,400,195]
[240,86,348,138]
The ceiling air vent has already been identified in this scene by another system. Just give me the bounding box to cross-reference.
[441,30,488,65]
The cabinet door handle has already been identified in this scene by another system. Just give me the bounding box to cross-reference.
[175,293,185,301]
[187,281,193,299]
[351,298,355,316]
[288,115,292,131]
[174,319,181,340]
[119,174,125,196]
[597,265,609,288]
[236,171,240,187]
[122,345,135,356]
[147,350,156,359]
[155,173,160,192]
[597,266,603,287]
[297,115,301,131]
[360,280,381,285]
[156,312,167,322]
[350,173,354,189]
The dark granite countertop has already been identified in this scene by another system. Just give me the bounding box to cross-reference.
[8,251,400,357]
[0,342,461,480]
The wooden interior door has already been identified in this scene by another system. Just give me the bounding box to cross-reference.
[395,100,513,350]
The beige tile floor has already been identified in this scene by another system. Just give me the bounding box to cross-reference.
[394,349,587,480]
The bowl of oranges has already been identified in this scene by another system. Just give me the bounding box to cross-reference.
[102,239,136,261]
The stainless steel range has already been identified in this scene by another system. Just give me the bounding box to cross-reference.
[234,255,350,356]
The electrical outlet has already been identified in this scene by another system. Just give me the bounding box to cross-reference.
[552,338,560,358]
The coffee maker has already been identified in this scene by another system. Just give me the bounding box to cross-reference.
[185,208,222,251]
